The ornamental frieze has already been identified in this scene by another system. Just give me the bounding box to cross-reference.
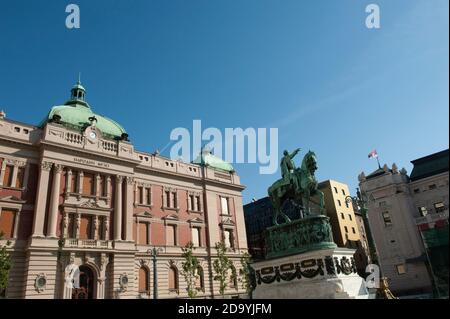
[264,215,336,259]
[253,255,358,286]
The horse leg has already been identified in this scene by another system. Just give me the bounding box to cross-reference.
[303,190,310,216]
[273,201,280,225]
[318,190,325,215]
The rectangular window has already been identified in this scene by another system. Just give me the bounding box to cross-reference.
[0,209,15,239]
[434,202,445,213]
[99,176,106,197]
[196,196,201,211]
[333,187,338,194]
[83,173,95,196]
[68,214,76,238]
[166,225,176,246]
[165,191,171,207]
[379,201,387,207]
[172,192,177,208]
[15,166,25,188]
[79,215,93,240]
[396,264,406,275]
[340,213,345,219]
[337,199,341,207]
[191,227,200,247]
[70,172,77,193]
[189,195,195,211]
[224,230,233,248]
[138,222,148,245]
[344,226,348,233]
[345,201,349,208]
[348,214,352,221]
[221,197,229,215]
[429,184,437,190]
[138,187,144,204]
[146,188,151,205]
[413,188,420,194]
[418,206,428,217]
[352,227,356,234]
[382,211,392,226]
[341,189,345,195]
[2,165,13,187]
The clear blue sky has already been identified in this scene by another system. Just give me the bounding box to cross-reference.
[0,0,448,203]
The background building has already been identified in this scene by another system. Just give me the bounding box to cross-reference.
[408,150,449,298]
[244,179,369,274]
[0,81,248,299]
[358,150,449,298]
[318,180,370,276]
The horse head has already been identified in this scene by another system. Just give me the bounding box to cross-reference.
[301,151,318,175]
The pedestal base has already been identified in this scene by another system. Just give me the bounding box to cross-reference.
[252,247,370,299]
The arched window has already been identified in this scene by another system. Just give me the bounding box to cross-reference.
[195,266,204,291]
[138,266,150,295]
[168,266,178,292]
[229,265,237,289]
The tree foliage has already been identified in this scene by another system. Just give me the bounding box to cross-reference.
[181,241,200,298]
[212,242,233,296]
[238,252,254,296]
[0,232,11,298]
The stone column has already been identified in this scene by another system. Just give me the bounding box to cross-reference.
[65,169,72,199]
[63,212,69,238]
[76,213,81,238]
[13,211,20,239]
[106,175,112,205]
[95,174,101,198]
[104,216,110,240]
[47,164,63,238]
[32,161,53,237]
[10,164,18,188]
[124,177,134,241]
[136,216,140,244]
[77,171,84,197]
[0,160,6,186]
[93,215,99,240]
[114,176,123,240]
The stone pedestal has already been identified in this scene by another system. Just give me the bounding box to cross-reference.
[252,247,370,299]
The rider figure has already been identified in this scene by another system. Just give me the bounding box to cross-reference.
[280,148,301,188]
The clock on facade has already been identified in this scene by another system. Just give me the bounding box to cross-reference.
[89,131,97,139]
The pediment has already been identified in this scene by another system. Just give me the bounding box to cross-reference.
[136,211,153,218]
[0,195,26,203]
[79,199,101,209]
[163,213,179,221]
[188,217,204,224]
[220,218,235,226]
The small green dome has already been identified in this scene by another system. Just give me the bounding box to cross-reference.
[192,149,234,172]
[39,80,127,140]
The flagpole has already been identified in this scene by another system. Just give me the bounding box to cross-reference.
[376,156,381,169]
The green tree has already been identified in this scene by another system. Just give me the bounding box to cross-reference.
[0,232,11,298]
[181,241,200,298]
[238,252,254,296]
[213,242,233,296]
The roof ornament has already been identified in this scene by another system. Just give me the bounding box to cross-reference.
[392,163,398,174]
[0,110,5,119]
[88,116,97,127]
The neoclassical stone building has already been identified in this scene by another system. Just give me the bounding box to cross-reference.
[0,81,248,299]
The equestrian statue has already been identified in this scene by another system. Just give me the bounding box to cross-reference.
[268,148,325,225]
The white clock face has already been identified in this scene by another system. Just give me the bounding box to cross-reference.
[89,131,97,139]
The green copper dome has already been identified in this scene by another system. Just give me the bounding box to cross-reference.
[192,149,234,172]
[39,80,127,140]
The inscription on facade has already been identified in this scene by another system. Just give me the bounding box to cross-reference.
[74,157,110,168]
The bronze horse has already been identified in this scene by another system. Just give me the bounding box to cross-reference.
[268,151,325,225]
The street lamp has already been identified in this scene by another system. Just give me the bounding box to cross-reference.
[148,247,163,299]
[345,188,397,299]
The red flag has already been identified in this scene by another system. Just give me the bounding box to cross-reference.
[368,149,378,159]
